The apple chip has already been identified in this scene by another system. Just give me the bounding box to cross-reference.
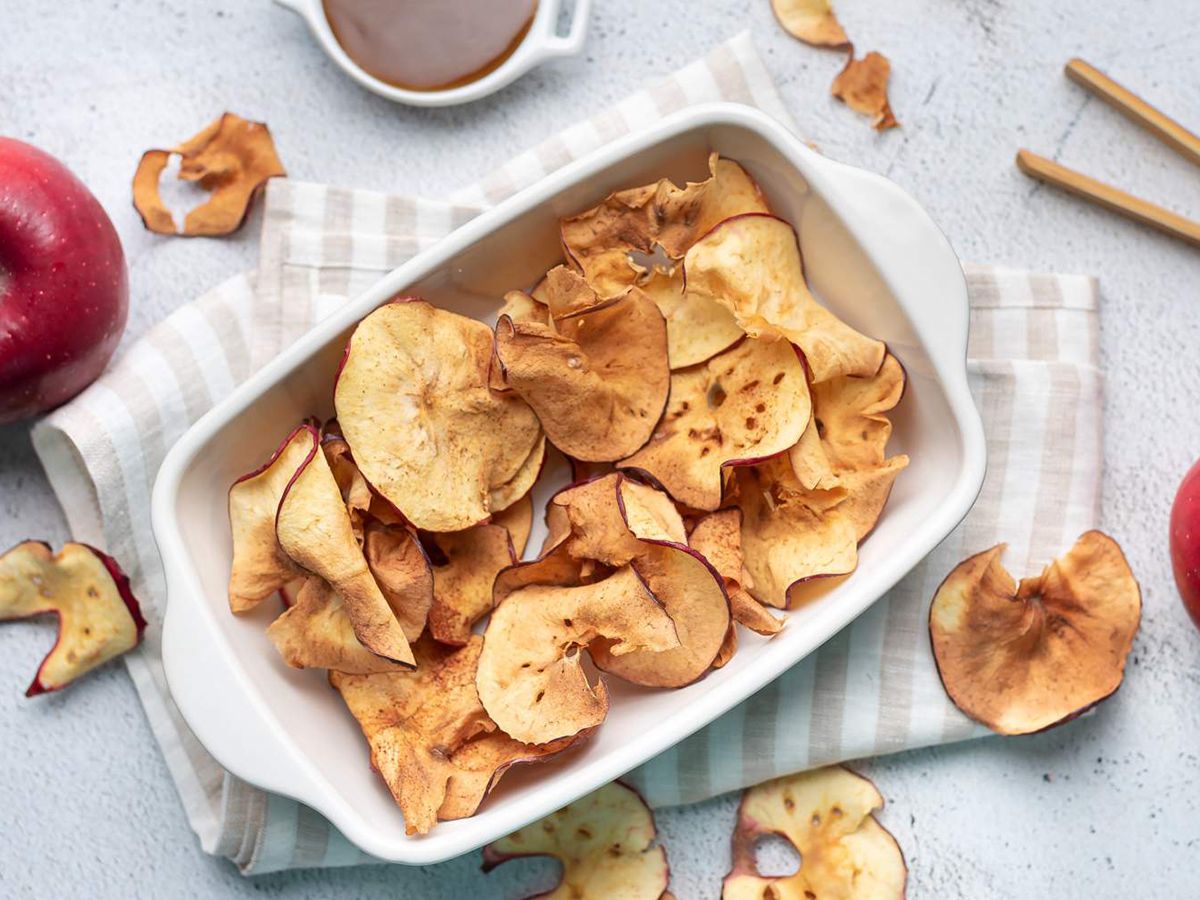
[619,337,811,510]
[133,112,285,237]
[929,532,1141,735]
[689,510,783,637]
[322,434,374,540]
[227,424,313,613]
[363,523,433,642]
[489,433,546,515]
[0,542,146,697]
[494,287,670,462]
[276,427,414,666]
[334,299,542,531]
[683,214,885,383]
[439,730,583,821]
[771,0,849,47]
[425,521,517,647]
[561,154,770,297]
[810,353,906,472]
[641,265,744,370]
[832,52,900,131]
[477,565,679,744]
[494,493,534,558]
[723,767,907,899]
[499,289,550,326]
[549,474,685,568]
[483,781,669,900]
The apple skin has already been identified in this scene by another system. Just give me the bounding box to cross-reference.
[0,138,128,423]
[1170,458,1200,631]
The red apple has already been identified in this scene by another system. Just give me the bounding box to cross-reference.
[1170,458,1200,630]
[0,138,128,423]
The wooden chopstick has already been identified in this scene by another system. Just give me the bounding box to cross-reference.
[1016,149,1200,248]
[1065,58,1200,167]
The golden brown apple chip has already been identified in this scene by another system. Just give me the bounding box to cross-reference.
[0,542,146,697]
[439,730,584,821]
[771,0,850,47]
[227,424,313,613]
[499,289,550,326]
[476,565,679,744]
[684,214,885,383]
[832,52,900,131]
[688,510,783,637]
[540,265,608,319]
[493,493,534,558]
[619,337,811,511]
[640,265,744,370]
[276,427,414,666]
[363,523,433,643]
[133,112,285,237]
[494,287,670,462]
[549,474,685,568]
[321,435,374,541]
[561,154,770,297]
[425,521,517,647]
[334,299,542,532]
[929,532,1141,735]
[483,781,669,900]
[723,766,907,899]
[488,433,546,515]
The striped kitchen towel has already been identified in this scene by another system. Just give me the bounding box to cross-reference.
[30,31,1102,873]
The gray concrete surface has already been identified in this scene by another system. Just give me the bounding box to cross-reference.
[2,1,1199,896]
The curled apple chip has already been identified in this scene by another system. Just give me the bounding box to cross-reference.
[684,214,885,383]
[832,51,900,131]
[723,766,907,899]
[688,509,783,637]
[619,336,811,511]
[276,427,414,666]
[549,473,685,568]
[133,112,285,237]
[227,424,313,613]
[499,289,550,326]
[440,730,584,822]
[641,265,744,370]
[425,521,517,647]
[771,0,849,47]
[494,493,534,558]
[929,532,1141,735]
[0,542,146,696]
[494,287,670,462]
[335,299,542,532]
[363,523,433,643]
[811,353,906,472]
[561,154,770,297]
[483,781,669,900]
[322,435,375,541]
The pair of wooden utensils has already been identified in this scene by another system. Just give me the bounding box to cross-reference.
[1017,58,1199,248]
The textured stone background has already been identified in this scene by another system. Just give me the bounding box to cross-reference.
[1,0,1199,896]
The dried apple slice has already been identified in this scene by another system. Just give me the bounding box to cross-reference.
[439,730,584,821]
[771,0,850,48]
[227,424,313,612]
[832,52,900,131]
[322,434,374,541]
[0,541,146,696]
[425,521,517,647]
[549,473,685,567]
[276,427,414,666]
[929,533,1141,735]
[334,299,542,532]
[363,523,433,642]
[683,214,885,383]
[488,433,546,515]
[810,353,906,472]
[688,509,783,637]
[483,781,669,899]
[619,336,811,511]
[494,287,670,462]
[640,265,743,370]
[723,766,907,899]
[499,289,550,326]
[493,493,534,558]
[477,565,679,744]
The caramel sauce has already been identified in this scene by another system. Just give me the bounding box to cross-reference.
[323,0,538,92]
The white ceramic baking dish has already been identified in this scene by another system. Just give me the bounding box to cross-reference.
[152,103,986,865]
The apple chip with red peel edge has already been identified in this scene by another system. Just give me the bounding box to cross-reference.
[227,424,313,613]
[689,509,783,636]
[276,427,415,667]
[723,766,907,899]
[477,565,679,745]
[363,523,433,643]
[494,287,670,462]
[331,636,495,835]
[683,214,885,383]
[482,781,669,900]
[833,52,900,131]
[619,336,811,511]
[561,153,770,298]
[334,299,542,532]
[550,474,685,568]
[771,0,850,47]
[929,532,1141,735]
[267,577,408,675]
[641,265,743,370]
[425,521,517,647]
[489,433,546,515]
[0,541,146,696]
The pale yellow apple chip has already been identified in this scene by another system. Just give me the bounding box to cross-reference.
[723,766,907,899]
[929,532,1141,735]
[684,214,885,382]
[483,782,669,900]
[771,0,849,47]
[619,337,811,511]
[832,51,900,131]
[334,299,542,532]
[689,509,783,636]
[363,523,433,643]
[425,521,517,647]
[641,265,744,369]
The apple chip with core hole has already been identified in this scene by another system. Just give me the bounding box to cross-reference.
[771,0,849,48]
[684,214,884,383]
[477,565,680,744]
[0,542,146,697]
[439,730,583,821]
[276,427,414,666]
[929,532,1141,735]
[619,337,810,511]
[425,521,517,646]
[227,424,313,613]
[561,154,770,297]
[723,766,907,899]
[483,781,669,900]
[363,523,433,642]
[689,509,783,637]
[641,265,744,370]
[494,287,669,462]
[832,52,899,131]
[335,300,542,532]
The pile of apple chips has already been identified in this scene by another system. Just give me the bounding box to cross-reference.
[226,155,908,834]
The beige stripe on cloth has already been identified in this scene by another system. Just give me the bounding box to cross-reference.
[29,31,1103,874]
